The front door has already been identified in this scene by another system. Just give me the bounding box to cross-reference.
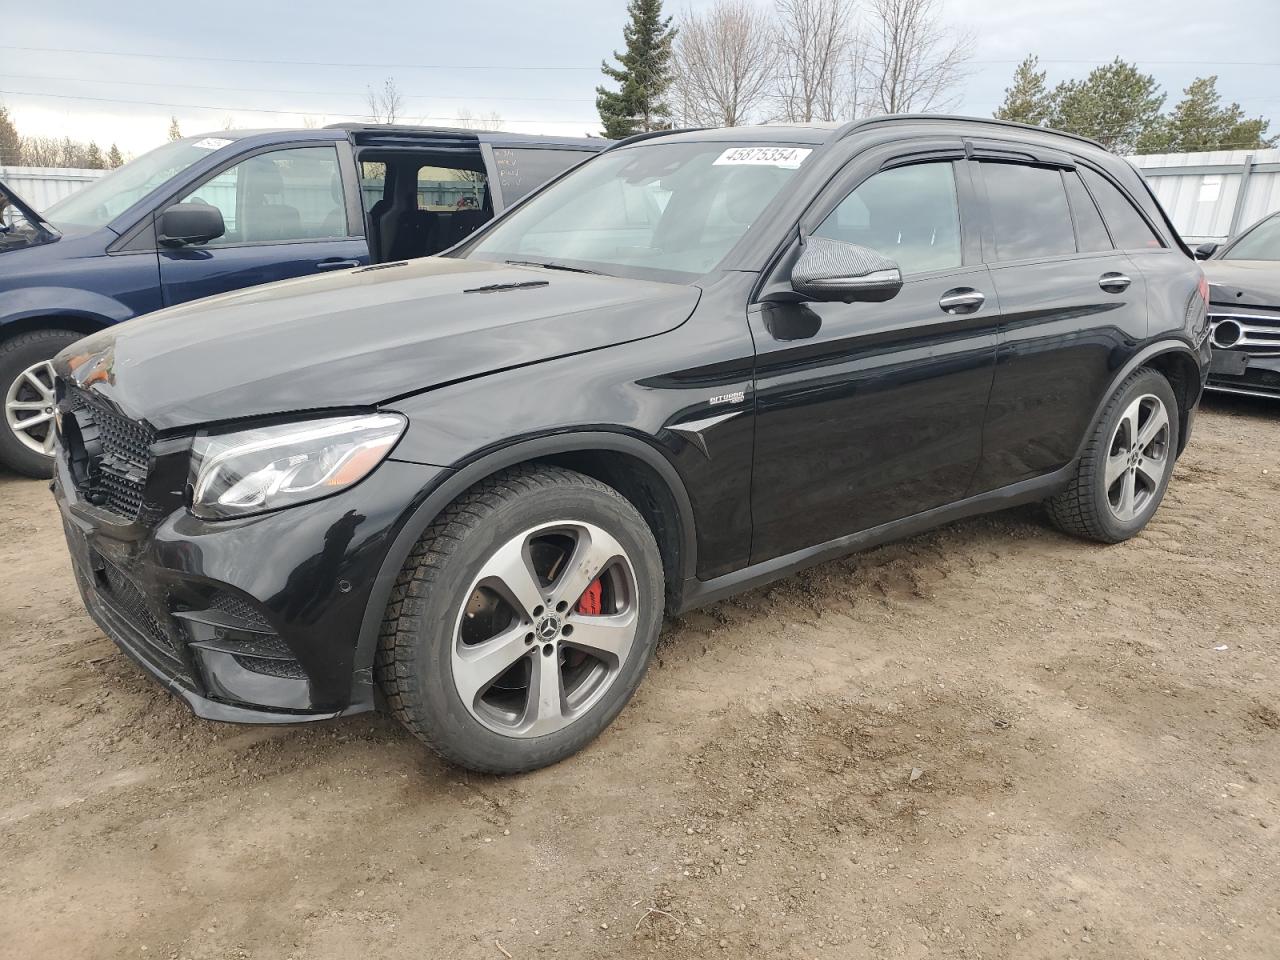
[158,144,369,307]
[749,150,998,563]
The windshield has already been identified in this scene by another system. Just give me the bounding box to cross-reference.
[466,141,813,281]
[1224,215,1280,262]
[42,136,237,230]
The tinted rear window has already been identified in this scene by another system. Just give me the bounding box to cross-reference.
[1063,170,1113,252]
[492,148,595,205]
[1080,167,1163,250]
[983,163,1075,261]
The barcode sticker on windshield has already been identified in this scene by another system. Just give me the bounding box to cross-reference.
[713,146,812,169]
[192,138,233,150]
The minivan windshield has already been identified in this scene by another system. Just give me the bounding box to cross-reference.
[42,137,237,230]
[466,141,812,282]
[1223,214,1280,261]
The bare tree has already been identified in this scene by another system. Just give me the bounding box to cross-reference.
[367,77,404,124]
[671,0,776,127]
[773,0,855,123]
[454,109,504,131]
[862,0,972,114]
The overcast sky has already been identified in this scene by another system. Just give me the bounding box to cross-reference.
[3,0,1278,158]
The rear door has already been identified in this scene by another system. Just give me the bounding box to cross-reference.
[749,141,998,562]
[157,143,369,307]
[972,152,1149,492]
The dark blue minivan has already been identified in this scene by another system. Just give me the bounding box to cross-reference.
[0,124,603,476]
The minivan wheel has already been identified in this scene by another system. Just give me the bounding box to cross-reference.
[376,465,664,773]
[1047,367,1180,543]
[0,329,84,478]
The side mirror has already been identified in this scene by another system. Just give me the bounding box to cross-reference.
[791,237,903,303]
[158,203,225,246]
[1194,241,1219,260]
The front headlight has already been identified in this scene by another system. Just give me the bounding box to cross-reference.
[189,413,406,519]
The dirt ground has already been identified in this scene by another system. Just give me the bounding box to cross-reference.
[1,396,1277,960]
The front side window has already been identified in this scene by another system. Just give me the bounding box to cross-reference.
[1223,214,1280,261]
[813,162,962,275]
[1079,167,1163,251]
[468,141,809,281]
[43,136,237,230]
[983,162,1076,261]
[177,146,347,246]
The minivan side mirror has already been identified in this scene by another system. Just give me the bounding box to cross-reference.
[791,237,903,303]
[1194,241,1219,260]
[158,203,225,247]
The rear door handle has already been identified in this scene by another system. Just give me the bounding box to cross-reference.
[938,288,985,315]
[1099,272,1132,292]
[316,258,362,271]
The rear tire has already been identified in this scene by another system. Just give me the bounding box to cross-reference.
[0,329,84,478]
[376,465,664,774]
[1047,367,1179,543]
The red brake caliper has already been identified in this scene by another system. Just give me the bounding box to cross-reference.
[576,577,603,615]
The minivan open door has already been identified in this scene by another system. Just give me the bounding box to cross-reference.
[0,180,60,252]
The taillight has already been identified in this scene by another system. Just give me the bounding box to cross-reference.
[1197,273,1210,304]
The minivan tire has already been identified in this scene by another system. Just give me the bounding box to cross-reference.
[1047,367,1180,543]
[376,464,665,774]
[0,329,84,479]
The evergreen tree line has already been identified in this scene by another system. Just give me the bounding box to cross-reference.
[995,56,1274,155]
[0,102,126,169]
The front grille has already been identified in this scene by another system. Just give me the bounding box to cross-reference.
[98,560,177,654]
[66,387,154,520]
[1208,308,1280,356]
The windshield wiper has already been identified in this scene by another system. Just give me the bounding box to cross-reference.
[504,258,600,275]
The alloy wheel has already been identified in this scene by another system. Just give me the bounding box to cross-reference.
[4,359,57,456]
[1105,393,1171,522]
[451,520,640,738]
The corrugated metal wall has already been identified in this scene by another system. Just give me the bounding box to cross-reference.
[0,166,104,211]
[1129,149,1280,244]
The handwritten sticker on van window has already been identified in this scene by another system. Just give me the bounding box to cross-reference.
[713,146,812,169]
[192,138,233,151]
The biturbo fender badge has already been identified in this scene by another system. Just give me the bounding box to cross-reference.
[668,389,751,459]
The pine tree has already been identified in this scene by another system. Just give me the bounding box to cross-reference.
[994,55,1052,127]
[1158,76,1273,152]
[0,101,20,166]
[168,116,182,141]
[107,143,124,168]
[1046,58,1165,154]
[596,0,677,139]
[85,141,104,169]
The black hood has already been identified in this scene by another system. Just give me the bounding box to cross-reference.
[55,257,700,431]
[1202,259,1280,309]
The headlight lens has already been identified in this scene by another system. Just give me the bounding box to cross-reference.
[189,413,406,519]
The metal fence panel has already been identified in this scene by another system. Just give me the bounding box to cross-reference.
[1129,148,1280,244]
[0,166,105,211]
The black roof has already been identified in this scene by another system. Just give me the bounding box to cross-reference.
[324,122,604,148]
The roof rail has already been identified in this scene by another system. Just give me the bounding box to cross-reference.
[603,127,706,152]
[831,114,1106,151]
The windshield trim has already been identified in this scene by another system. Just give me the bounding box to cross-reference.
[456,138,817,285]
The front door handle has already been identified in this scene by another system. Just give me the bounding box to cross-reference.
[316,258,362,271]
[1099,272,1132,293]
[938,288,985,315]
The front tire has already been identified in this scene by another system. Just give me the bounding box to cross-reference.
[0,329,84,478]
[1047,367,1179,543]
[376,465,665,773]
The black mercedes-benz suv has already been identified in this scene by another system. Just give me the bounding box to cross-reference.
[52,116,1211,773]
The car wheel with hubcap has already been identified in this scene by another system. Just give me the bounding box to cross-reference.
[377,465,664,773]
[1047,366,1179,543]
[0,329,84,478]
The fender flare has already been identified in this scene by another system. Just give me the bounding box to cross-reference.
[0,285,133,334]
[351,430,699,678]
[1074,338,1205,461]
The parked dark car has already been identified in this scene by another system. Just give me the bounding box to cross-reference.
[1194,211,1280,397]
[51,116,1210,773]
[0,125,604,477]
